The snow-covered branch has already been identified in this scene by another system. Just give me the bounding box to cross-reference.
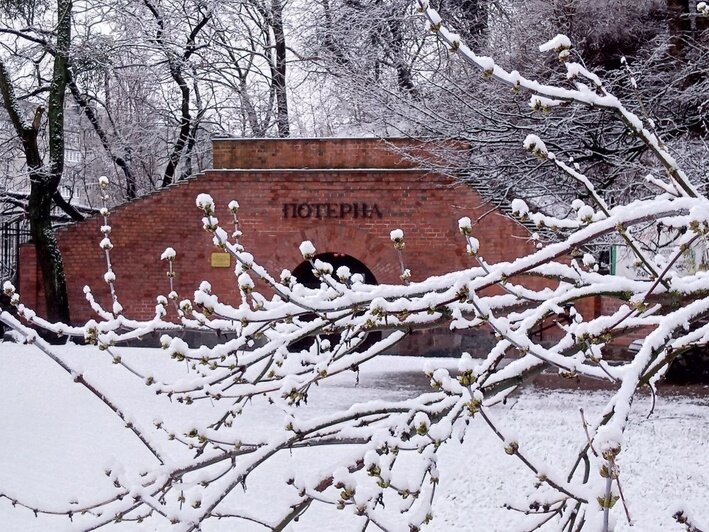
[1,3,709,531]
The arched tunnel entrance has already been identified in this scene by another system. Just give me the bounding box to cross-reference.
[290,252,381,351]
[292,252,377,288]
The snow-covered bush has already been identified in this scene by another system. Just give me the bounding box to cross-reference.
[1,4,708,531]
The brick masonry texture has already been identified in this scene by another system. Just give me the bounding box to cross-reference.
[19,138,596,355]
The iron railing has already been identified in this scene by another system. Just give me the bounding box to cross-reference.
[0,216,31,286]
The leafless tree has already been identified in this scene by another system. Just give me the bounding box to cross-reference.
[2,5,709,531]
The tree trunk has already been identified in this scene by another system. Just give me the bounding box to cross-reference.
[28,174,71,323]
[0,0,73,324]
[387,17,418,97]
[320,0,349,66]
[271,0,290,137]
[666,0,691,56]
[457,0,488,47]
[161,67,191,187]
[34,0,72,323]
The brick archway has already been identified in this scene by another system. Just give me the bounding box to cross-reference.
[291,252,378,288]
[19,137,553,351]
[265,223,398,283]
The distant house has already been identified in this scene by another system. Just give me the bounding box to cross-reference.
[0,101,99,205]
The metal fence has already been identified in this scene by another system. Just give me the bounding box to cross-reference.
[0,217,31,285]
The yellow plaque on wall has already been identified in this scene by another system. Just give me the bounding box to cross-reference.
[211,252,231,268]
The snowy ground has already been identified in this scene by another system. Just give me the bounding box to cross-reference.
[0,343,707,531]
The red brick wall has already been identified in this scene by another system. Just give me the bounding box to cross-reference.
[211,137,452,170]
[19,138,595,354]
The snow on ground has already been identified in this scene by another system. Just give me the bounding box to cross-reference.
[0,343,707,531]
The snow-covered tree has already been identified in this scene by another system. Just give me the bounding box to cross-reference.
[1,3,709,531]
[0,0,298,320]
[0,0,80,323]
[301,0,707,211]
